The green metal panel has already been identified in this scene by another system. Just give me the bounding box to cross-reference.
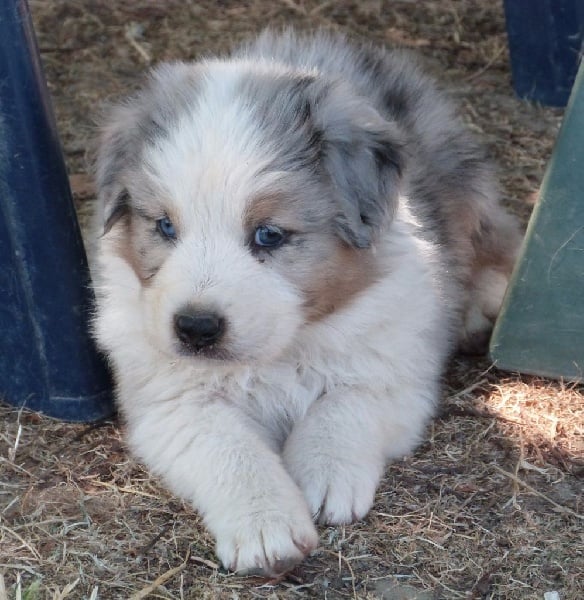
[490,61,584,381]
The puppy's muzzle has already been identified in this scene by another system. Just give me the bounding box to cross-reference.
[174,310,225,351]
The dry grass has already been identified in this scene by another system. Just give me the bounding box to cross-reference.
[1,1,583,598]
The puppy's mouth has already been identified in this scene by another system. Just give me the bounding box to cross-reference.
[174,342,237,362]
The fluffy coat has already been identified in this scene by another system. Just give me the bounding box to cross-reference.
[91,30,521,575]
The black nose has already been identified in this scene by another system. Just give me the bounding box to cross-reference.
[174,311,225,349]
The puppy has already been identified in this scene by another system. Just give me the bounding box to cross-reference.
[91,29,521,575]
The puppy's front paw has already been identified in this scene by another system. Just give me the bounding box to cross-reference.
[284,445,381,525]
[215,508,318,576]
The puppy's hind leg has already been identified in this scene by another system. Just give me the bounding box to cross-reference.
[459,207,522,355]
[460,267,511,354]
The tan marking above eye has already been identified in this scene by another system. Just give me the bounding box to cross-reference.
[243,192,315,233]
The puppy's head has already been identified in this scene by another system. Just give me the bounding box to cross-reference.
[96,60,404,364]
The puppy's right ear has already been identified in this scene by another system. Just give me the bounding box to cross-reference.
[307,80,405,249]
[95,102,139,234]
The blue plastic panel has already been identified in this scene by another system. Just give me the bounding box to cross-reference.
[0,0,114,420]
[504,0,584,107]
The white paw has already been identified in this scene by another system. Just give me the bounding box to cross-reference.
[284,447,381,525]
[214,506,318,576]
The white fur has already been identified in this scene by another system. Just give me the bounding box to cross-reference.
[94,200,450,573]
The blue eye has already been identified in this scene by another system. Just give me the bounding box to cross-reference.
[156,216,176,240]
[254,225,285,248]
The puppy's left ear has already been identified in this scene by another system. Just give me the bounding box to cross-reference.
[94,102,139,235]
[313,82,405,248]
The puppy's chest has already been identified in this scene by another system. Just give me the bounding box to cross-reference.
[234,363,328,435]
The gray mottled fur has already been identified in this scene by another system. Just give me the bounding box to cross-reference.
[236,29,520,280]
[236,72,404,247]
[95,29,521,349]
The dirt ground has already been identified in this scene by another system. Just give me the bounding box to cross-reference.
[1,1,583,598]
